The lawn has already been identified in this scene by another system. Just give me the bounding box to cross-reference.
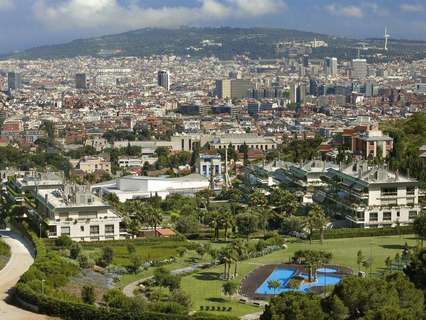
[0,239,10,270]
[180,235,419,318]
[81,238,196,267]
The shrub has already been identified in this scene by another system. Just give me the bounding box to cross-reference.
[81,285,96,305]
[311,226,414,240]
[55,235,73,248]
[70,242,81,259]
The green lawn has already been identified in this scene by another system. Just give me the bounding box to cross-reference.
[81,238,195,267]
[0,239,11,270]
[181,235,418,318]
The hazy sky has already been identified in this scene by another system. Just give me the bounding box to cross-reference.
[0,0,425,53]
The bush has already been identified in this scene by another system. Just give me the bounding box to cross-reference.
[311,226,414,240]
[81,285,96,305]
[70,242,81,259]
[55,235,73,248]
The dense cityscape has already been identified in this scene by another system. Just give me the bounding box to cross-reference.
[0,5,426,320]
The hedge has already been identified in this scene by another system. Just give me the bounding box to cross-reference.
[16,283,237,320]
[14,222,238,320]
[311,226,414,240]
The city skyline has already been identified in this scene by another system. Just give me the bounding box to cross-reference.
[0,0,426,54]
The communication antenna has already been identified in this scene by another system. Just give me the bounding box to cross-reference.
[384,27,390,51]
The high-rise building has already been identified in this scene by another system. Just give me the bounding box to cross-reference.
[351,59,368,80]
[75,73,88,89]
[157,70,170,91]
[289,83,306,104]
[8,72,22,91]
[215,80,231,99]
[324,57,338,77]
[215,79,252,99]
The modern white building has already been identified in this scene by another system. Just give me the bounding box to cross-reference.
[35,185,122,241]
[197,154,222,178]
[92,174,210,202]
[319,162,421,228]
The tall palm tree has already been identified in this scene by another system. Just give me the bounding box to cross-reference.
[220,207,234,241]
[231,240,247,277]
[305,204,329,244]
[219,247,233,280]
[144,205,163,236]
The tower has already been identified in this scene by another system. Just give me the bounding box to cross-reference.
[75,73,88,90]
[384,27,390,51]
[8,72,22,91]
[157,70,170,91]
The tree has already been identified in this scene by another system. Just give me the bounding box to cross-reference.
[218,247,233,280]
[236,210,260,240]
[260,291,325,320]
[385,256,393,272]
[175,215,199,234]
[357,250,365,273]
[281,216,305,235]
[127,244,136,255]
[81,285,96,305]
[169,289,192,309]
[98,246,114,267]
[129,255,143,273]
[222,281,238,299]
[414,213,426,247]
[269,188,299,221]
[219,207,234,241]
[305,204,329,244]
[69,242,81,259]
[267,280,281,295]
[206,209,222,241]
[231,240,247,277]
[404,248,426,291]
[292,250,332,282]
[248,189,268,208]
[176,247,187,258]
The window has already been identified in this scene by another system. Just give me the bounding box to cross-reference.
[61,226,70,236]
[105,225,114,234]
[90,225,99,235]
[369,212,378,222]
[383,212,391,221]
[396,211,400,218]
[407,186,415,195]
[80,226,84,232]
[409,211,418,219]
[381,187,397,196]
[356,212,365,220]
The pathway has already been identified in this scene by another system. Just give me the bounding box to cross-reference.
[0,230,50,320]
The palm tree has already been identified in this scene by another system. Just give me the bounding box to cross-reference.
[144,205,163,236]
[305,204,329,244]
[231,240,247,277]
[222,281,238,299]
[219,247,233,280]
[267,280,281,295]
[220,207,234,241]
[207,209,222,241]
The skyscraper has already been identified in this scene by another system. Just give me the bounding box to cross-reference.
[8,72,22,91]
[75,73,88,89]
[157,70,170,91]
[351,59,368,80]
[324,57,338,77]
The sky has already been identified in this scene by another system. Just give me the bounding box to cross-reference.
[0,0,426,54]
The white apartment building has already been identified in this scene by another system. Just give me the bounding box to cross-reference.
[320,162,421,228]
[35,185,122,241]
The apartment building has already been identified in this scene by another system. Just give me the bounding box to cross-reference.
[75,156,111,174]
[35,185,122,241]
[320,162,421,228]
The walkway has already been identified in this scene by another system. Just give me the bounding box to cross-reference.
[122,263,206,297]
[0,230,50,320]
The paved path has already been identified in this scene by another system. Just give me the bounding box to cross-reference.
[240,311,263,320]
[122,263,206,297]
[0,230,50,320]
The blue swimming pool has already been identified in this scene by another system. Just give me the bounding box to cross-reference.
[255,267,342,295]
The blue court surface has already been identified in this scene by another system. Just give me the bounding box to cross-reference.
[255,267,342,295]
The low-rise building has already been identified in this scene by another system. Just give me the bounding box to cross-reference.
[92,174,209,202]
[75,156,111,174]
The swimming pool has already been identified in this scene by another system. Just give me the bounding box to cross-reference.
[255,267,342,295]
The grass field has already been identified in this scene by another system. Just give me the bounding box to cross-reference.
[0,239,11,270]
[81,238,194,267]
[181,235,419,318]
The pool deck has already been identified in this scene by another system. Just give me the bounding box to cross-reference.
[240,264,352,300]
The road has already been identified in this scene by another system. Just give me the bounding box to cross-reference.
[0,230,50,320]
